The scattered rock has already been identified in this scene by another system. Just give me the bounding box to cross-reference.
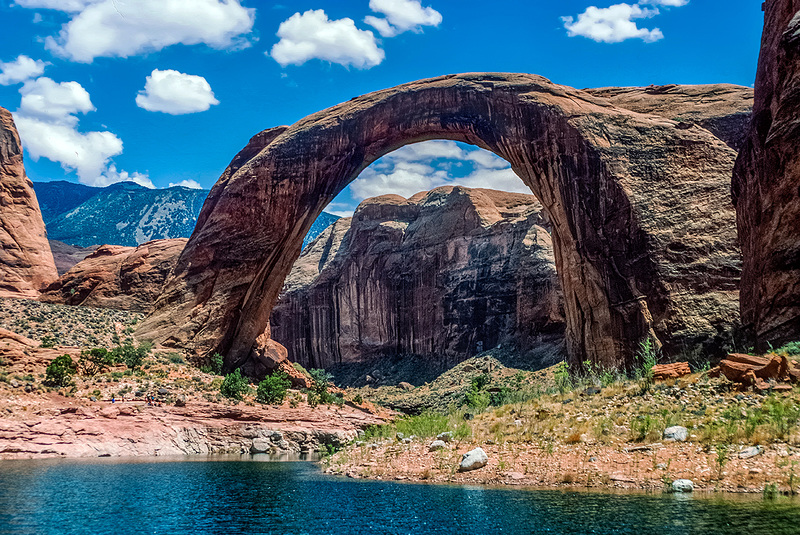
[583,386,602,396]
[458,447,489,472]
[672,479,694,493]
[398,382,414,391]
[429,440,446,451]
[436,432,453,442]
[663,426,689,442]
[739,446,763,459]
[175,395,186,407]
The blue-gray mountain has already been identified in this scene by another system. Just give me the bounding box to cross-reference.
[32,181,339,249]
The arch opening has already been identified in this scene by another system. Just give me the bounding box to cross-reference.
[269,140,566,378]
[136,73,741,377]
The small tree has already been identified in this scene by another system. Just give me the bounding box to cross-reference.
[308,368,335,404]
[112,341,152,369]
[79,348,114,376]
[220,368,249,400]
[44,355,77,387]
[256,371,291,405]
[200,352,225,375]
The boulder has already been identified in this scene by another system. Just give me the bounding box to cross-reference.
[652,362,691,380]
[39,238,187,312]
[663,426,688,442]
[739,446,763,459]
[672,479,694,493]
[458,447,489,472]
[0,107,57,297]
[270,187,564,369]
[436,432,453,443]
[733,1,800,350]
[429,440,446,451]
[139,74,744,372]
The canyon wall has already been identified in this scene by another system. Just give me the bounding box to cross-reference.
[0,107,57,298]
[733,0,800,350]
[270,187,564,370]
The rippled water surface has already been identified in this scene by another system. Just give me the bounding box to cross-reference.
[1,458,799,534]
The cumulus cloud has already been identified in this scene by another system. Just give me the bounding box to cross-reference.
[562,1,688,43]
[13,77,150,187]
[562,4,662,43]
[41,0,254,63]
[364,0,442,38]
[136,69,219,115]
[348,140,529,202]
[270,10,384,68]
[0,55,47,85]
[13,0,99,12]
[169,179,204,189]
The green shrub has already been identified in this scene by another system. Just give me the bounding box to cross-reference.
[256,371,291,404]
[200,352,225,375]
[220,369,249,400]
[44,355,77,387]
[775,341,800,357]
[40,334,57,348]
[308,368,337,404]
[79,348,114,376]
[112,341,151,369]
[166,352,185,365]
[554,361,572,393]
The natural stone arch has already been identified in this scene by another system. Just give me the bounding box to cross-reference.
[137,73,741,372]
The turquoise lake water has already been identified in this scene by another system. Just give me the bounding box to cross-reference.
[1,458,799,534]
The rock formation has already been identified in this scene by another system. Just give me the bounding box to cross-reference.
[586,84,753,151]
[138,74,744,372]
[270,186,564,370]
[39,238,186,313]
[0,106,57,298]
[49,240,99,275]
[733,0,800,350]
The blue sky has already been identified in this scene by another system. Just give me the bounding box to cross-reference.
[0,0,763,216]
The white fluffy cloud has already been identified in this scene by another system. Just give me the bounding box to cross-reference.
[13,77,150,188]
[562,1,688,43]
[364,0,442,38]
[349,141,529,202]
[169,179,203,189]
[562,4,662,43]
[40,0,254,63]
[0,55,47,86]
[136,69,219,115]
[13,0,99,12]
[270,10,384,68]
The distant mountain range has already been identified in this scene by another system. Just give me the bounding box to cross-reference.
[33,180,339,249]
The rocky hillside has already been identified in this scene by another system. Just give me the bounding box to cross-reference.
[33,180,338,250]
[270,186,565,371]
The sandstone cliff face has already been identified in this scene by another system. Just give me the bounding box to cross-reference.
[139,74,743,372]
[0,107,57,298]
[270,187,564,370]
[39,238,186,313]
[734,0,800,350]
[586,84,753,151]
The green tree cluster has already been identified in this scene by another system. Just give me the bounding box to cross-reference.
[256,371,291,404]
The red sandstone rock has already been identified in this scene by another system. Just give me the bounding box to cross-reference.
[138,74,743,372]
[586,84,753,151]
[652,362,691,380]
[733,0,800,350]
[39,238,186,313]
[270,186,564,370]
[0,107,57,298]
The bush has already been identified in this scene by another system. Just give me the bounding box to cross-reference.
[40,334,57,348]
[112,341,152,369]
[775,341,800,357]
[308,368,337,404]
[200,352,224,375]
[220,369,249,400]
[256,371,291,404]
[44,355,77,387]
[79,348,114,376]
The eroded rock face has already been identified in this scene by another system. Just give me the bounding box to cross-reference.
[139,74,743,371]
[270,186,564,370]
[0,107,57,298]
[733,1,800,350]
[39,238,186,313]
[586,84,753,151]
